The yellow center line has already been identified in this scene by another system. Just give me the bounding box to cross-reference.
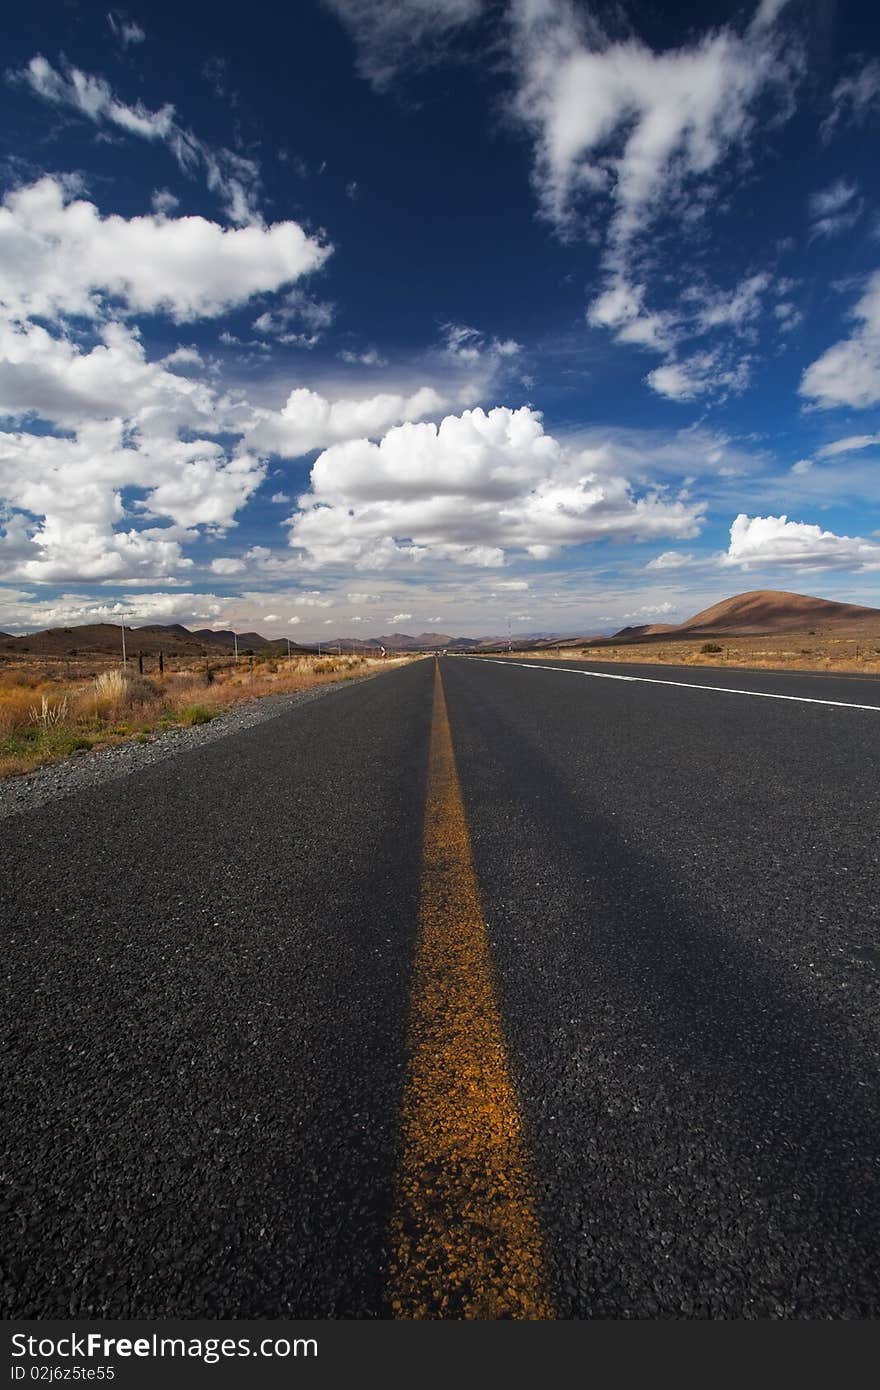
[387,659,554,1320]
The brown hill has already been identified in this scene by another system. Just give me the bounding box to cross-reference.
[611,622,679,640]
[0,622,285,658]
[191,628,244,649]
[677,589,880,635]
[376,632,430,650]
[606,590,880,644]
[1,622,206,657]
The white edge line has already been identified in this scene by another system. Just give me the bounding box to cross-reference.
[471,658,880,713]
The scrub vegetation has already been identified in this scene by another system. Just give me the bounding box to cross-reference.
[0,651,412,778]
[502,634,880,676]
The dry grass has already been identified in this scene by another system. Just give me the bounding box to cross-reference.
[0,651,416,779]
[503,632,880,676]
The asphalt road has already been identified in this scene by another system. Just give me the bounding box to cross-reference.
[3,655,879,1318]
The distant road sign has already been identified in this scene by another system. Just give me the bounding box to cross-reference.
[379,645,386,657]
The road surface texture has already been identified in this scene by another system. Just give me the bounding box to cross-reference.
[3,656,879,1318]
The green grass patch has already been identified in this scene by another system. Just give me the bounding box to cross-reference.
[0,728,94,763]
[178,704,215,726]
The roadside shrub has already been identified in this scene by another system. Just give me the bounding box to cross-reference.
[0,728,92,764]
[91,668,157,721]
[29,693,69,729]
[0,685,50,733]
[3,670,41,688]
[700,642,723,654]
[178,704,214,726]
[93,668,127,704]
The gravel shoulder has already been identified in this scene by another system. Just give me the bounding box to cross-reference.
[0,673,375,821]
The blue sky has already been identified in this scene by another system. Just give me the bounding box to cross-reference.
[1,0,879,639]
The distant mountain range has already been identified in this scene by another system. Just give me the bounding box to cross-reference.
[2,589,879,658]
[0,622,296,658]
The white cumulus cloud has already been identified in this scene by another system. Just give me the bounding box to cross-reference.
[0,589,231,631]
[646,550,696,570]
[646,351,751,403]
[0,177,329,323]
[290,591,334,607]
[588,278,673,351]
[0,167,459,587]
[245,384,445,458]
[623,601,676,619]
[722,513,880,571]
[287,405,704,569]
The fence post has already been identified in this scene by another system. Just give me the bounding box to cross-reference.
[158,650,164,675]
[138,652,144,675]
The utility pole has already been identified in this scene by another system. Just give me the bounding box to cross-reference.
[120,619,127,668]
[286,636,292,666]
[233,631,239,662]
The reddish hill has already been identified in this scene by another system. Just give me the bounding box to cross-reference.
[677,589,880,635]
[610,622,679,640]
[606,590,880,643]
